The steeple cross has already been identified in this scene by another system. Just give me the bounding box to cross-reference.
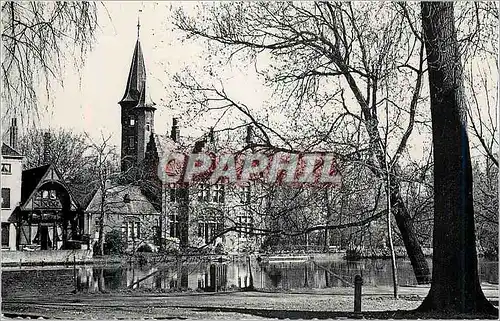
[137,9,142,38]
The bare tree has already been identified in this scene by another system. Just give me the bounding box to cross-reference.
[173,2,432,283]
[86,134,119,256]
[1,1,101,121]
[472,159,498,258]
[465,67,498,167]
[18,127,96,205]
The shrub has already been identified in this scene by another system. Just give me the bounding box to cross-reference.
[137,243,154,253]
[214,243,225,254]
[104,230,127,255]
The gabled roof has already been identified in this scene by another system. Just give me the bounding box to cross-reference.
[1,142,22,158]
[20,164,79,211]
[21,164,51,204]
[85,184,158,215]
[119,39,146,104]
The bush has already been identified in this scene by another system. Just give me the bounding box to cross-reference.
[261,235,281,252]
[137,243,154,253]
[104,230,127,255]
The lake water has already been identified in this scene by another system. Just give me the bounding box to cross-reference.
[65,256,499,293]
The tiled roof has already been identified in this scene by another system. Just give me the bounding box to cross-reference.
[21,164,51,204]
[133,80,156,110]
[85,184,158,215]
[119,39,146,103]
[20,164,81,210]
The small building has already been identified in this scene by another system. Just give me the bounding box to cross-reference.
[2,133,84,251]
[15,164,83,250]
[85,184,162,253]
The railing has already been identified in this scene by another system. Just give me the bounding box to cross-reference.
[263,244,335,254]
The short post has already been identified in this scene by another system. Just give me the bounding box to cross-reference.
[354,275,363,313]
[73,255,77,292]
[247,256,254,289]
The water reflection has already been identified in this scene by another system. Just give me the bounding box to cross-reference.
[73,257,498,293]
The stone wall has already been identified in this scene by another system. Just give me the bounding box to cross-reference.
[2,249,93,266]
[87,212,162,253]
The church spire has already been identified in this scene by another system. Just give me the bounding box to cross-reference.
[134,80,156,110]
[119,11,146,104]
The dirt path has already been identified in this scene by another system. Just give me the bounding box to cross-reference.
[2,284,498,319]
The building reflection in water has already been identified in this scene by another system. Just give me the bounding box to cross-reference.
[74,257,497,293]
[76,258,248,293]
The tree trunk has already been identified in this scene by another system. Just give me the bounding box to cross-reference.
[338,57,431,285]
[324,189,332,252]
[96,214,105,256]
[391,182,431,284]
[418,2,496,314]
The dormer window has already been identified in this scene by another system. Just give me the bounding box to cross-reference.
[130,119,135,126]
[146,123,150,131]
[123,193,131,203]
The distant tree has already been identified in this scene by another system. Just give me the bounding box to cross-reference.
[18,127,96,206]
[1,1,100,121]
[473,159,498,258]
[86,134,120,256]
[418,2,497,314]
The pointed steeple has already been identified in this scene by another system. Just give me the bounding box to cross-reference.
[134,80,156,111]
[119,38,146,103]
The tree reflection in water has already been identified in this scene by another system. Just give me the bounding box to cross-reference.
[68,257,497,293]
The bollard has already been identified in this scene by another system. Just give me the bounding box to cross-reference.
[73,255,77,292]
[354,275,363,312]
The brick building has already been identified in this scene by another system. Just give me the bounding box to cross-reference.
[85,24,262,254]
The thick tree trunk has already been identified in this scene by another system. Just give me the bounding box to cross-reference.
[418,2,496,314]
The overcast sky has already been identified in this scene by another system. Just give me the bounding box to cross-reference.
[3,2,496,163]
[31,2,267,147]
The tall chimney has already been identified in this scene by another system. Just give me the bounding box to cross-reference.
[43,132,51,164]
[9,118,18,149]
[208,127,214,143]
[170,117,180,143]
[246,125,253,145]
